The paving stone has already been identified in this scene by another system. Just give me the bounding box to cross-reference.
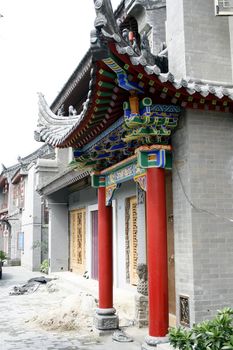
[0,266,149,350]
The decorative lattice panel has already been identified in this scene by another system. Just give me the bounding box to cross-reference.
[70,209,86,273]
[180,295,190,327]
[129,197,138,285]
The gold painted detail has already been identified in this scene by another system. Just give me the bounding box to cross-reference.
[106,184,118,206]
[129,197,138,285]
[129,95,140,114]
[135,144,172,153]
[134,174,147,192]
[70,208,86,273]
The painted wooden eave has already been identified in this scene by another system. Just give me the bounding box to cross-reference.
[35,0,233,149]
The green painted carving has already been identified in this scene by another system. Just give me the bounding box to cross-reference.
[98,81,115,89]
[97,91,114,97]
[94,106,109,112]
[91,174,106,188]
[137,148,172,169]
[96,98,112,105]
[99,69,115,79]
[123,98,180,143]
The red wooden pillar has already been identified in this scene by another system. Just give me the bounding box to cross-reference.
[146,167,168,337]
[92,174,118,330]
[98,186,113,309]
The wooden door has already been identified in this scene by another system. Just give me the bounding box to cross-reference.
[129,196,138,285]
[91,210,98,280]
[70,208,86,274]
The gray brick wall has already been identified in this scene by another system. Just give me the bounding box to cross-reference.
[172,113,195,325]
[229,17,233,82]
[166,0,186,78]
[146,6,166,55]
[167,0,232,83]
[172,109,233,325]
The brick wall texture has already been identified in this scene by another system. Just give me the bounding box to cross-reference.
[172,110,233,325]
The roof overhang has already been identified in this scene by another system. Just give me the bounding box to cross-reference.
[37,168,89,196]
[35,0,233,165]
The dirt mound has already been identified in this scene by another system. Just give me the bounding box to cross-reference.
[30,292,97,331]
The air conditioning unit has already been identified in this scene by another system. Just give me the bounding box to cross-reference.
[215,0,233,15]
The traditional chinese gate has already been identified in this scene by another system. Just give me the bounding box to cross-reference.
[92,145,174,335]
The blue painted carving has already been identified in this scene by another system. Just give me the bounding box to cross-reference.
[72,101,180,170]
[103,57,144,93]
[106,183,121,206]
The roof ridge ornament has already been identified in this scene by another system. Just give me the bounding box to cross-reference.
[93,0,121,42]
[35,92,83,145]
[125,0,166,10]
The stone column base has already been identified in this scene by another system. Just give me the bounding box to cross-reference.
[94,308,119,330]
[141,335,169,349]
[135,293,148,328]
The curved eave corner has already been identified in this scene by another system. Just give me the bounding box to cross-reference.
[35,65,97,147]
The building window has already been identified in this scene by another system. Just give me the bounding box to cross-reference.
[13,178,24,209]
[215,0,233,14]
[1,180,8,209]
[18,232,24,251]
[221,0,233,7]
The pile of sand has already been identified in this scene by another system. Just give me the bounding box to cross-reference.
[30,291,97,331]
[27,277,135,332]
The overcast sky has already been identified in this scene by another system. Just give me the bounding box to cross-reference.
[0,0,121,167]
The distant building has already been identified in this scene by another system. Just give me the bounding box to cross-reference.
[35,0,233,348]
[0,145,55,270]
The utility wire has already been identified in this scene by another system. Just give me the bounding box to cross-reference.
[173,161,233,223]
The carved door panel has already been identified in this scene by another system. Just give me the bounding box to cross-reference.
[129,196,138,285]
[70,208,86,274]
